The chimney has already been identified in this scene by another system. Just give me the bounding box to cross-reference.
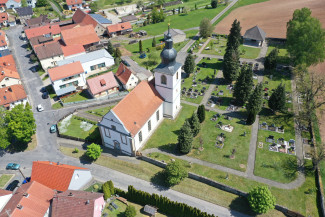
[8,87,12,92]
[23,193,29,198]
[68,192,73,197]
[1,70,4,75]
[17,204,23,210]
[86,200,90,204]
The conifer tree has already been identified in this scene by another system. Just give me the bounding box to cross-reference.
[233,64,253,106]
[197,105,206,123]
[152,36,156,47]
[223,46,240,82]
[268,83,286,112]
[107,40,114,55]
[115,47,122,58]
[189,113,200,137]
[246,83,263,125]
[226,19,242,51]
[108,180,115,194]
[103,182,111,200]
[139,40,143,53]
[184,53,195,74]
[178,120,193,154]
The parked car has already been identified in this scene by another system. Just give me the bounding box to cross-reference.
[42,92,49,99]
[6,163,20,170]
[50,124,57,133]
[6,180,19,191]
[22,177,31,184]
[37,104,44,112]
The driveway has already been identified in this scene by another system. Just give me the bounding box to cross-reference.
[1,26,248,217]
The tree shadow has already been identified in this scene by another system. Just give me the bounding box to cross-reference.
[281,157,299,180]
[79,152,93,165]
[229,196,255,216]
[150,171,170,191]
[158,143,177,153]
[85,128,101,145]
[7,141,28,153]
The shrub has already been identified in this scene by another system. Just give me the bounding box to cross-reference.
[93,184,99,190]
[73,148,79,153]
[211,0,217,8]
[165,161,188,186]
[247,186,276,214]
[103,181,111,200]
[125,205,137,217]
[86,143,102,160]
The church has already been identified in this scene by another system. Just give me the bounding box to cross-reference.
[98,26,182,156]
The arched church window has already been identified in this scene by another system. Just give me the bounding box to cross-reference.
[161,75,167,85]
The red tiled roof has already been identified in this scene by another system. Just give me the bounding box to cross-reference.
[112,81,163,136]
[0,0,8,4]
[51,190,104,217]
[87,71,119,95]
[66,0,82,6]
[0,189,12,196]
[72,8,97,27]
[0,181,54,217]
[107,22,132,33]
[59,23,80,31]
[0,84,27,107]
[61,24,100,46]
[31,161,89,192]
[24,24,61,39]
[0,67,20,82]
[48,61,84,82]
[0,55,17,73]
[61,44,85,57]
[0,12,8,23]
[115,62,132,85]
[0,33,7,47]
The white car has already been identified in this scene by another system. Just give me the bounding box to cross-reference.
[37,104,44,112]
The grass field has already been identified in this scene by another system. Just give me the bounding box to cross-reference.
[185,29,199,39]
[210,82,234,110]
[134,7,226,36]
[0,174,14,188]
[61,90,92,103]
[266,42,290,64]
[87,106,113,117]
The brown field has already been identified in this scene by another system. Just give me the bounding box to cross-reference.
[214,0,325,38]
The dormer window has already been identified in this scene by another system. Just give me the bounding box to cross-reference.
[161,75,167,85]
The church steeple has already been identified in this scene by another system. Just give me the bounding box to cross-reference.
[160,24,177,66]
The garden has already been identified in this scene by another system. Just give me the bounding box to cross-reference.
[0,174,14,188]
[87,106,113,117]
[266,41,290,65]
[181,58,222,104]
[201,37,261,59]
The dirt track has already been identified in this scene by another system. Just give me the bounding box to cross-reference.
[214,0,325,38]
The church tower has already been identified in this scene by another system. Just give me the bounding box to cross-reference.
[154,25,181,119]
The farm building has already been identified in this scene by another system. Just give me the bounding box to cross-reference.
[243,25,266,47]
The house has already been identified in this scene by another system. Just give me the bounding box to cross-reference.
[115,62,139,90]
[114,4,137,16]
[0,12,8,26]
[60,44,86,58]
[243,25,266,47]
[107,22,132,37]
[0,84,28,109]
[29,34,54,47]
[0,49,10,57]
[31,161,92,192]
[72,9,112,36]
[14,7,33,24]
[121,56,152,81]
[61,24,100,49]
[0,30,8,50]
[0,67,20,87]
[7,13,15,26]
[98,26,181,155]
[121,15,137,24]
[34,41,64,70]
[0,181,54,217]
[48,61,86,96]
[66,0,83,10]
[0,0,21,11]
[58,49,114,76]
[51,190,105,217]
[163,28,185,43]
[26,0,36,8]
[25,15,50,27]
[0,189,12,212]
[144,205,158,217]
[0,54,17,71]
[87,71,119,98]
[24,24,61,40]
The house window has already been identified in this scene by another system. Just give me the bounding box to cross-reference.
[161,75,167,85]
[176,71,179,80]
[121,135,126,144]
[148,120,151,131]
[138,131,142,143]
[111,125,116,131]
[156,111,159,121]
[90,65,97,71]
[97,62,106,68]
[104,128,111,138]
[1,84,5,87]
[59,84,66,89]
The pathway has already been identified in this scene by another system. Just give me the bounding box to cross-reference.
[47,0,63,17]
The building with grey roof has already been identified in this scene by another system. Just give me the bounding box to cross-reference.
[58,49,115,75]
[121,15,137,24]
[243,25,266,47]
[163,28,186,43]
[89,14,112,24]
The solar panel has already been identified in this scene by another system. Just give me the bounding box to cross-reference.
[89,14,112,24]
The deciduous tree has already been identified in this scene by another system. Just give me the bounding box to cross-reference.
[125,205,137,217]
[287,7,325,66]
[247,186,276,214]
[199,18,213,38]
[178,120,193,154]
[0,107,9,149]
[164,161,188,186]
[86,143,103,160]
[184,53,195,74]
[211,0,217,8]
[268,83,286,112]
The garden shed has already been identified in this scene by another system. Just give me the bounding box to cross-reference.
[243,25,266,47]
[144,205,157,217]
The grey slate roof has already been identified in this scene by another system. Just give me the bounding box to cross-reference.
[121,15,137,23]
[15,7,33,17]
[0,49,10,57]
[58,49,113,66]
[163,28,185,37]
[154,62,182,76]
[89,14,112,24]
[55,85,76,96]
[243,25,266,41]
[144,205,157,215]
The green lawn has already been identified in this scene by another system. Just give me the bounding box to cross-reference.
[185,29,199,40]
[201,38,261,59]
[164,0,211,10]
[87,106,113,117]
[58,115,98,140]
[0,174,13,188]
[181,58,222,104]
[266,42,290,64]
[33,6,59,19]
[52,102,63,109]
[213,0,270,25]
[61,90,92,103]
[210,83,234,110]
[134,7,226,36]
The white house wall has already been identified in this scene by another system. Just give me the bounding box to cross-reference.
[125,73,139,90]
[0,194,12,212]
[6,0,21,9]
[51,72,86,94]
[8,97,28,110]
[68,170,92,190]
[81,57,114,75]
[0,77,20,88]
[64,51,86,59]
[0,45,8,50]
[40,55,64,70]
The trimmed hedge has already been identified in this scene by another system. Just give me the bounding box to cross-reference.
[114,185,216,217]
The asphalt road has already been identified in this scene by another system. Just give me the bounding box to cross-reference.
[1,26,249,217]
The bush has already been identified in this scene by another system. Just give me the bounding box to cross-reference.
[125,205,137,217]
[73,148,79,153]
[86,143,102,160]
[165,161,188,186]
[211,0,217,8]
[247,186,276,214]
[103,181,111,200]
[93,184,99,190]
